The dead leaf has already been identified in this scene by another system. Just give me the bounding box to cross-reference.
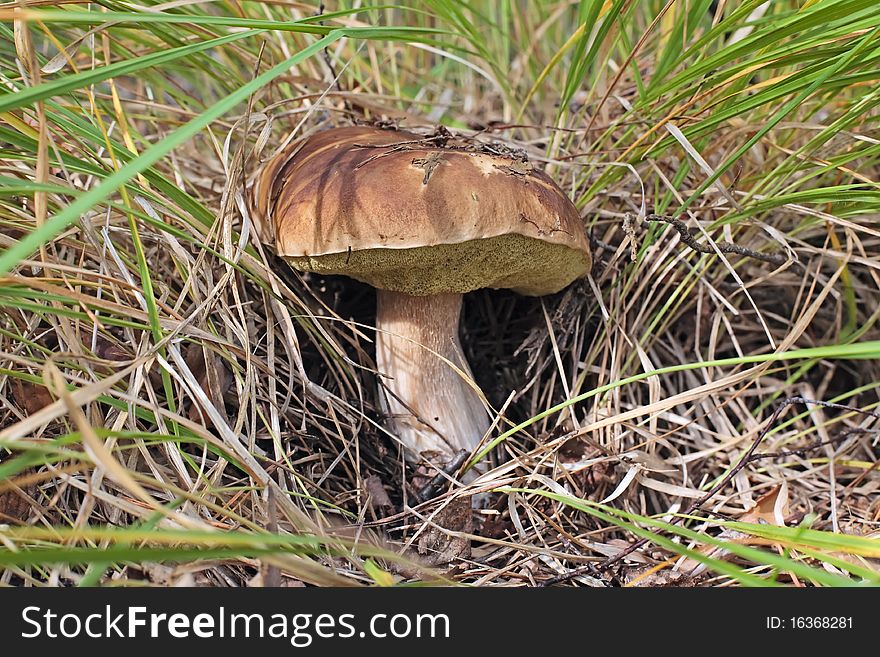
[184,343,232,427]
[10,378,54,415]
[558,437,590,463]
[476,514,513,539]
[414,498,472,566]
[92,333,132,363]
[739,483,790,526]
[0,458,37,522]
[677,483,790,576]
[89,334,134,375]
[364,475,395,516]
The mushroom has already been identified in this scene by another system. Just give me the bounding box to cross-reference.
[251,126,591,489]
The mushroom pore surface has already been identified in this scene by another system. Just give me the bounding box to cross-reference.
[284,232,589,297]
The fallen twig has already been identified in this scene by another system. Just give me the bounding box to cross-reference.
[642,213,788,265]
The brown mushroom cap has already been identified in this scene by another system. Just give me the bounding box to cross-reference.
[254,126,591,296]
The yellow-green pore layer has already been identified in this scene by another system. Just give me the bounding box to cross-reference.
[284,233,591,296]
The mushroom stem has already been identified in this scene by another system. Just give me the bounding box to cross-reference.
[375,290,490,472]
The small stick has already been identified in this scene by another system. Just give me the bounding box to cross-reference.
[414,450,470,503]
[642,214,787,265]
[749,427,875,461]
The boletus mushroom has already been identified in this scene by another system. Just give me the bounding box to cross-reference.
[251,126,591,493]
